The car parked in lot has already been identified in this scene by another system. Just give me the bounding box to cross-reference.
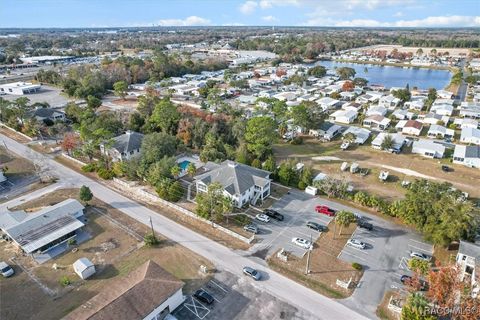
[0,261,14,278]
[400,275,428,291]
[242,266,261,281]
[306,221,326,232]
[255,213,270,223]
[291,237,313,250]
[193,289,214,305]
[357,220,373,231]
[315,205,336,216]
[243,223,258,234]
[347,238,366,250]
[410,252,431,261]
[264,209,284,221]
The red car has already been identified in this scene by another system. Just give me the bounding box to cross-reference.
[315,205,336,216]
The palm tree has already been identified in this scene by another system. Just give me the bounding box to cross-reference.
[334,210,356,238]
[381,134,394,151]
[171,165,181,179]
[186,162,197,177]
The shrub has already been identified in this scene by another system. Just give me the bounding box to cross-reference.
[60,276,71,287]
[97,168,115,180]
[81,163,97,172]
[144,233,160,247]
[234,214,251,226]
[67,238,77,246]
[290,136,303,145]
[352,262,363,271]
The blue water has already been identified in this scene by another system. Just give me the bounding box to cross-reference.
[179,160,191,170]
[314,61,451,90]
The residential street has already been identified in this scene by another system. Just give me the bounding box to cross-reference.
[0,134,369,320]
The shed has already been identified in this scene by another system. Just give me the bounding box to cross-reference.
[73,258,96,280]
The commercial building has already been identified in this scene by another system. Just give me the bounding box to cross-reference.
[0,82,41,95]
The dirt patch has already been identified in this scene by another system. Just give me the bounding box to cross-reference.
[0,146,36,178]
[268,222,362,299]
[0,126,31,143]
[274,140,480,200]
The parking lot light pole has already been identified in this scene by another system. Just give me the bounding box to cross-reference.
[305,234,312,275]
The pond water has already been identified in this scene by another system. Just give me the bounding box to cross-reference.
[314,60,451,90]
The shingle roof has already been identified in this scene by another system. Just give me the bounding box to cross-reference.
[465,145,480,158]
[65,260,184,320]
[195,160,270,196]
[111,131,144,154]
[459,240,480,261]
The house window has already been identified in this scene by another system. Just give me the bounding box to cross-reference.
[454,157,464,162]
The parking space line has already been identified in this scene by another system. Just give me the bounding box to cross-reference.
[185,297,210,320]
[209,279,228,293]
[339,250,368,262]
[345,245,369,255]
[408,244,433,254]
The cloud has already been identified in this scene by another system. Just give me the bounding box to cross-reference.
[259,0,300,9]
[262,15,278,22]
[393,15,480,27]
[157,16,211,26]
[239,1,258,14]
[304,15,480,27]
[394,11,403,17]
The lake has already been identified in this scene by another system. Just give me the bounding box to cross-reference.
[314,60,451,90]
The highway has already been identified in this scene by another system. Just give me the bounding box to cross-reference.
[0,133,370,320]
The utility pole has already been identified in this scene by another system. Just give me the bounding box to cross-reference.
[305,233,312,275]
[149,216,156,239]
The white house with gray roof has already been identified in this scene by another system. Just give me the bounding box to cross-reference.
[100,130,144,162]
[453,145,480,168]
[0,199,85,254]
[194,160,271,208]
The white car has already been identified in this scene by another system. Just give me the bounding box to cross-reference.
[347,239,366,250]
[410,252,431,261]
[0,261,14,278]
[340,142,350,150]
[255,214,270,223]
[292,237,312,250]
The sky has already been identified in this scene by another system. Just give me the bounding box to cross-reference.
[1,0,479,28]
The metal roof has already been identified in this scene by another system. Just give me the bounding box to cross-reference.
[3,199,85,254]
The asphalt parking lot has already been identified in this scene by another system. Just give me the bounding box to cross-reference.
[246,189,334,258]
[173,270,314,320]
[332,204,433,318]
[245,188,434,319]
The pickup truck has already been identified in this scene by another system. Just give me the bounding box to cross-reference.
[315,205,336,217]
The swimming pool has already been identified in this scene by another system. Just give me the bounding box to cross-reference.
[179,160,191,170]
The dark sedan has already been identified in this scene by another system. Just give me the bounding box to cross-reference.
[306,221,327,232]
[193,289,214,304]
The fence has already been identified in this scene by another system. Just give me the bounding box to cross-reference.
[112,178,254,244]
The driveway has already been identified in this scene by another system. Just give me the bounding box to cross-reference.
[0,134,368,320]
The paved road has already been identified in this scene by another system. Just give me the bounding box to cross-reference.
[0,134,369,320]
